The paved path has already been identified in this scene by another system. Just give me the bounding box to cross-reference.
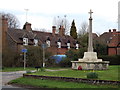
[1,71,30,90]
[45,69,68,71]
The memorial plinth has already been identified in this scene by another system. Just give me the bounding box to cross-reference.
[71,52,109,70]
[71,10,109,70]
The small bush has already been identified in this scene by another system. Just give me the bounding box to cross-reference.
[59,59,71,67]
[45,58,57,67]
[87,72,98,79]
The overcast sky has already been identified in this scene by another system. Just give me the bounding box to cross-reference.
[0,0,119,34]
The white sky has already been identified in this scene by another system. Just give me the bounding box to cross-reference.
[0,0,119,34]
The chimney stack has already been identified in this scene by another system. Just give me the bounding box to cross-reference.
[2,16,8,32]
[2,16,8,50]
[109,29,111,32]
[23,22,32,31]
[52,26,56,36]
[59,25,65,36]
[113,29,116,32]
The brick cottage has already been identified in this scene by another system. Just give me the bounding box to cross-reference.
[1,16,79,55]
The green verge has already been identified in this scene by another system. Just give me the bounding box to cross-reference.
[2,67,35,72]
[30,65,119,81]
[9,77,118,88]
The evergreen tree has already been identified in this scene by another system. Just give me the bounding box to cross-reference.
[70,20,77,39]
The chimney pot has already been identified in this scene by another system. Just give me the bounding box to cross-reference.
[23,22,32,31]
[109,29,111,32]
[52,26,56,36]
[113,29,116,32]
[59,25,65,36]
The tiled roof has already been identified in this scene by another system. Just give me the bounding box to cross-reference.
[33,30,77,48]
[95,32,113,45]
[108,32,120,47]
[96,30,120,47]
[7,29,35,45]
[7,29,78,48]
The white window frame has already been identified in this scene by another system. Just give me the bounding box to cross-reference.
[46,40,50,47]
[34,39,38,46]
[57,42,61,48]
[23,38,28,45]
[67,43,70,49]
[76,43,79,49]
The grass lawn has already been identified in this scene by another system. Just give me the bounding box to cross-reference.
[9,77,119,88]
[2,67,35,72]
[30,65,119,81]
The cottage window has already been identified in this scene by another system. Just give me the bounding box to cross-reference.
[110,37,112,39]
[23,38,28,45]
[34,39,38,46]
[57,42,61,48]
[46,40,50,47]
[76,44,79,49]
[67,43,70,49]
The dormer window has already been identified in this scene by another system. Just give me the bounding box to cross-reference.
[76,41,79,49]
[34,39,38,46]
[57,39,61,48]
[67,40,70,49]
[23,38,28,45]
[76,44,79,49]
[67,43,70,49]
[57,42,61,48]
[46,37,50,47]
[46,40,50,47]
[110,37,112,40]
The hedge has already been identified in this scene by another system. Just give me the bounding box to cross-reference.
[98,55,120,65]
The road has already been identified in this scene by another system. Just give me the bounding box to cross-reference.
[1,71,30,90]
[1,69,67,90]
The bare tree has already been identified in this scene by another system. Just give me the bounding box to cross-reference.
[0,12,20,29]
[79,21,88,36]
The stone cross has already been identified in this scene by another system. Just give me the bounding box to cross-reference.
[89,9,93,18]
[88,9,93,52]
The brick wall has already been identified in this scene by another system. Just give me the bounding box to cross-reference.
[23,74,119,85]
[117,48,120,55]
[108,29,120,55]
[108,48,117,55]
[57,48,67,55]
[47,47,67,55]
[2,16,8,51]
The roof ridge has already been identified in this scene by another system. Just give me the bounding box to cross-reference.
[6,31,18,43]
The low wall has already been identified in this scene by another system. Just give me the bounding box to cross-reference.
[23,74,120,85]
[71,61,109,70]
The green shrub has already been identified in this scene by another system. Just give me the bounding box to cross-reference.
[45,58,57,67]
[98,55,120,65]
[26,46,51,67]
[2,47,22,67]
[59,58,71,67]
[87,72,98,79]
